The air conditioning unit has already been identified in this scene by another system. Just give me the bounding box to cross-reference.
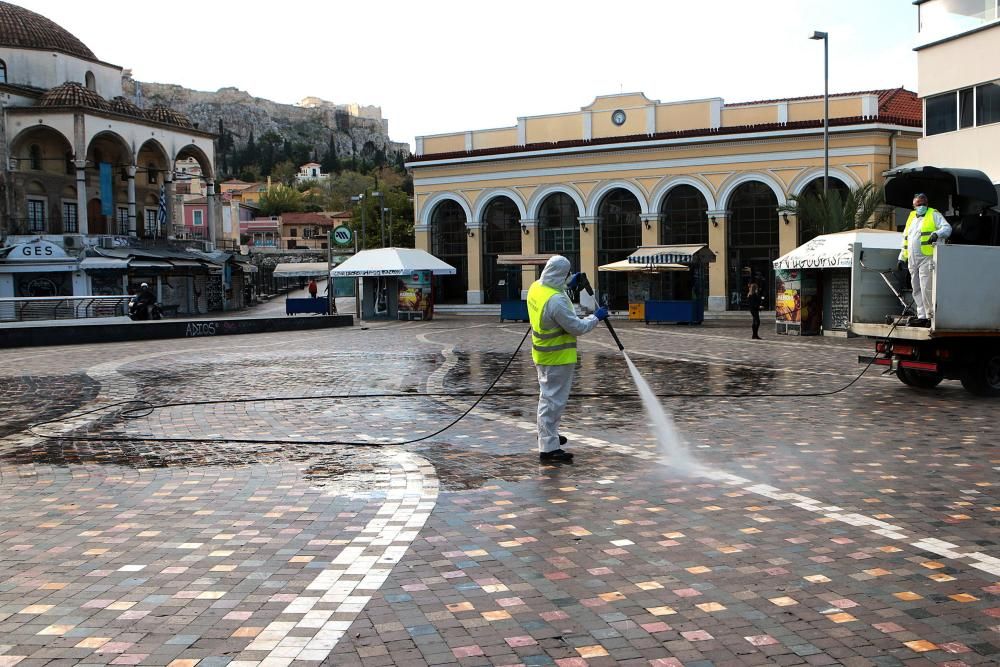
[63,235,83,249]
[98,236,115,249]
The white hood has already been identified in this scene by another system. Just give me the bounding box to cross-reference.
[540,255,571,289]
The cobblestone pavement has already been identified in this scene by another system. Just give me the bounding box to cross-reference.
[0,319,996,667]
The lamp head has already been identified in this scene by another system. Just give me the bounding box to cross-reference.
[810,31,828,40]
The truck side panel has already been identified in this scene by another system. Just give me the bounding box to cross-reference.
[849,244,904,325]
[933,245,1000,332]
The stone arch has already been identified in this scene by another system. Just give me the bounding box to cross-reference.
[420,192,472,228]
[526,184,586,220]
[174,144,214,181]
[10,125,74,173]
[86,130,134,168]
[718,171,787,209]
[649,175,717,213]
[473,188,527,222]
[137,139,170,185]
[788,167,862,196]
[586,180,649,217]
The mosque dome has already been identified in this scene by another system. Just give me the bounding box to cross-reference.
[38,81,110,110]
[110,95,143,117]
[0,2,97,61]
[144,105,193,128]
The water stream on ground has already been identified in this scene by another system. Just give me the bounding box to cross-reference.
[622,351,702,475]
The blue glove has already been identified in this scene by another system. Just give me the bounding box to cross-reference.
[594,307,609,321]
[566,272,582,291]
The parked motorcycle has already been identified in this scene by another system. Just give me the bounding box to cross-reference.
[128,297,163,321]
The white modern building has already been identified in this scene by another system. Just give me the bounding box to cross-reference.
[915,0,1000,183]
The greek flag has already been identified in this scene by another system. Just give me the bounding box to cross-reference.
[156,184,167,228]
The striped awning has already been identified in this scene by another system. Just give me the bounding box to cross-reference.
[627,244,715,266]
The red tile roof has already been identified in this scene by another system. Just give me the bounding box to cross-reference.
[280,212,337,226]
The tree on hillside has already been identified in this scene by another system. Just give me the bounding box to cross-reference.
[271,160,298,186]
[321,134,341,174]
[779,181,893,243]
[257,184,303,217]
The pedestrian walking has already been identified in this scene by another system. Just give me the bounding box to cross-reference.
[747,282,763,340]
[308,279,318,299]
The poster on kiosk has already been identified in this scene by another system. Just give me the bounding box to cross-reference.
[398,270,433,320]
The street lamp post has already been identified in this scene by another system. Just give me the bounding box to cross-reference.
[373,191,385,247]
[351,193,366,250]
[384,208,392,247]
[810,30,829,194]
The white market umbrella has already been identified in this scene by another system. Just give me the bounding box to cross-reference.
[773,229,902,270]
[329,247,456,278]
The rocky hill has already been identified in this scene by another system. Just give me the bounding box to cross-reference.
[121,76,410,165]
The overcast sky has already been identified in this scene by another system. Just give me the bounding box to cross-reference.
[18,0,919,150]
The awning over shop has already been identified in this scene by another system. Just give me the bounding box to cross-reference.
[0,261,78,273]
[330,248,456,277]
[272,262,330,278]
[235,262,258,274]
[168,260,211,268]
[80,257,129,270]
[773,229,902,270]
[627,244,716,266]
[496,253,555,266]
[129,260,174,269]
[598,259,686,272]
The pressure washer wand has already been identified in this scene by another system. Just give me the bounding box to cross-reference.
[579,274,625,351]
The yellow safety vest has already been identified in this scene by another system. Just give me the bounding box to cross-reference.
[901,207,939,261]
[527,281,577,365]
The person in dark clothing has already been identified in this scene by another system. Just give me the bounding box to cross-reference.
[747,282,763,339]
[308,279,318,299]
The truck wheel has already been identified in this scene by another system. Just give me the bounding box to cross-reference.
[897,367,943,389]
[960,349,1000,396]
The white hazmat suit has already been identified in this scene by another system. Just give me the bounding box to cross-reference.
[532,256,601,454]
[898,209,951,320]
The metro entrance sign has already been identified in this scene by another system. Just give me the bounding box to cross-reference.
[331,226,352,246]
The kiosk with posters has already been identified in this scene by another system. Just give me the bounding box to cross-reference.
[330,248,456,321]
[600,244,715,324]
[772,229,902,336]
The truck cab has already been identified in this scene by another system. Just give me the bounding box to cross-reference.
[850,166,1000,395]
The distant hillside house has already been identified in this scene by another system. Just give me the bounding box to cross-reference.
[295,162,329,184]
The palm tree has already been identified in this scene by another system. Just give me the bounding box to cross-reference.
[781,181,893,243]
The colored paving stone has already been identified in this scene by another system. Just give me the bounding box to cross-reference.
[0,319,996,666]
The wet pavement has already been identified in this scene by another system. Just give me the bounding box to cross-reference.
[0,318,996,667]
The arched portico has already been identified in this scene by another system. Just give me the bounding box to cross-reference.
[585,180,649,217]
[649,175,717,213]
[472,188,527,223]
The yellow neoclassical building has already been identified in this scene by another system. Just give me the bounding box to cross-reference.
[407,89,922,311]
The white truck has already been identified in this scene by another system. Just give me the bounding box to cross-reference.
[851,166,1000,396]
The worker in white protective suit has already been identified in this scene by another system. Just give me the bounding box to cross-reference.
[897,192,951,327]
[527,255,609,463]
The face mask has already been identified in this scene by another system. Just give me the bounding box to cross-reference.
[916,205,928,216]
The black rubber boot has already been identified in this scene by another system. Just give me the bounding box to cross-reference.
[540,449,574,463]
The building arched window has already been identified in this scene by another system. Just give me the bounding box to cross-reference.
[727,181,778,310]
[481,196,521,304]
[0,59,7,84]
[29,144,42,171]
[85,71,96,91]
[597,188,641,310]
[659,185,709,305]
[537,193,580,272]
[797,177,851,244]
[430,200,468,305]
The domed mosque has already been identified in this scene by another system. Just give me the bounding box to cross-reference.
[0,2,238,311]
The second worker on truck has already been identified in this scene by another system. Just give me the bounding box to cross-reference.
[898,192,951,327]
